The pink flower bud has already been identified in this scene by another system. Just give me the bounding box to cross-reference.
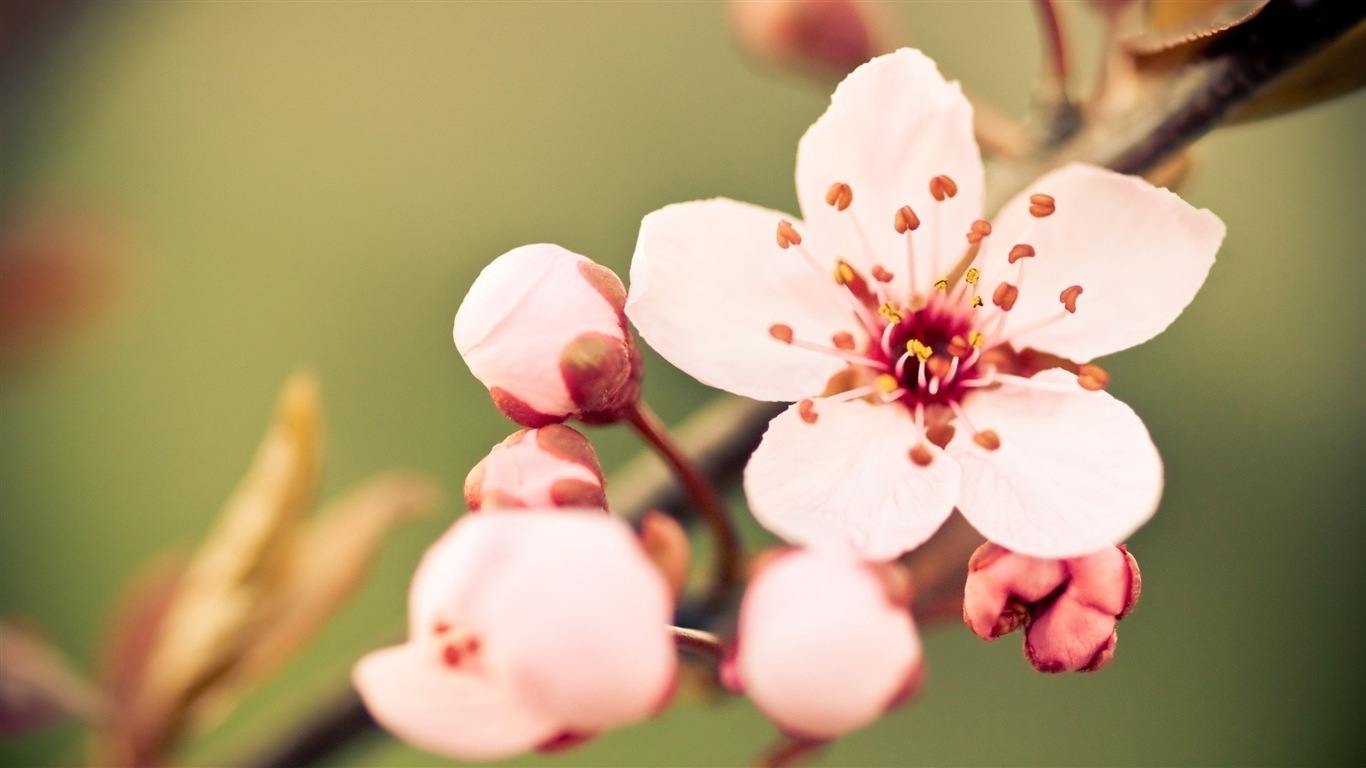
[637,510,692,597]
[454,244,641,427]
[729,549,921,739]
[728,0,884,79]
[963,542,1140,673]
[353,511,676,761]
[464,425,606,511]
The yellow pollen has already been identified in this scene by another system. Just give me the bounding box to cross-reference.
[970,295,983,308]
[879,302,904,323]
[875,374,899,393]
[933,278,949,293]
[969,330,986,348]
[907,339,932,362]
[833,261,856,285]
[965,268,980,285]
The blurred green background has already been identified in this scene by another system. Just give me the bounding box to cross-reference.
[2,2,1363,766]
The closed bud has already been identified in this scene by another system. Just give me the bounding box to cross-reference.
[728,0,884,80]
[454,244,642,427]
[464,425,606,511]
[731,549,921,739]
[963,542,1140,673]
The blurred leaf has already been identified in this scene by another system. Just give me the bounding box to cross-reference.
[0,621,103,736]
[1126,0,1268,66]
[123,372,321,765]
[217,472,440,704]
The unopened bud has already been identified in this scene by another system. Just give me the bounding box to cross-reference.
[454,244,642,427]
[963,542,1141,673]
[638,511,692,597]
[464,425,606,511]
[728,0,881,80]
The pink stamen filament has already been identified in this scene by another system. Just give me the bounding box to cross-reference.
[788,334,885,368]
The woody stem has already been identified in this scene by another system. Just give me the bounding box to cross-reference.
[625,400,744,614]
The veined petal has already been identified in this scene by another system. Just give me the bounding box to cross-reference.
[470,513,675,733]
[948,371,1162,558]
[980,163,1225,362]
[628,199,860,401]
[796,48,984,299]
[353,642,559,762]
[744,398,959,560]
[737,550,920,739]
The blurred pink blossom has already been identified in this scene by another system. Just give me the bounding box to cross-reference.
[725,549,921,739]
[464,424,606,511]
[454,244,641,427]
[353,511,675,761]
[627,48,1225,560]
[963,542,1140,672]
[728,0,884,79]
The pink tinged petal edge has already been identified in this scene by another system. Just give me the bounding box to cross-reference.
[980,162,1226,362]
[1024,593,1119,673]
[455,244,628,419]
[627,198,858,402]
[466,427,605,511]
[468,513,676,733]
[795,48,985,299]
[353,643,560,762]
[743,398,959,560]
[948,370,1163,559]
[737,550,921,739]
[962,545,1067,640]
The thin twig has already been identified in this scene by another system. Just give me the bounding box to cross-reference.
[625,400,745,614]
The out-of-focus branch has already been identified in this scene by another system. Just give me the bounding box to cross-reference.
[237,3,1364,765]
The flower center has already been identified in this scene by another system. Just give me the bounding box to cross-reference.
[767,176,1110,460]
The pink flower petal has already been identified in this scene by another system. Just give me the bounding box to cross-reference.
[455,244,632,421]
[627,199,859,401]
[736,550,920,739]
[795,49,984,299]
[979,163,1225,362]
[1066,545,1139,617]
[466,513,676,733]
[744,398,959,560]
[962,545,1067,640]
[1024,593,1119,673]
[948,371,1162,558]
[353,642,559,762]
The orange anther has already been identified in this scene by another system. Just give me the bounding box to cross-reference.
[832,331,856,351]
[825,182,854,211]
[908,444,934,467]
[798,399,818,424]
[1078,363,1110,391]
[926,357,950,380]
[967,219,992,244]
[776,220,802,249]
[992,282,1019,311]
[769,324,794,343]
[947,335,971,358]
[894,205,921,233]
[926,422,956,449]
[1028,193,1056,218]
[973,429,1001,450]
[871,265,894,283]
[929,174,958,201]
[1008,244,1036,264]
[1060,284,1083,313]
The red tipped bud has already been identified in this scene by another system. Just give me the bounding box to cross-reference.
[465,425,607,512]
[728,0,880,79]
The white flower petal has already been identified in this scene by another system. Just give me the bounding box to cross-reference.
[744,398,959,560]
[948,371,1163,558]
[353,642,559,762]
[979,163,1225,362]
[796,48,984,299]
[628,199,861,401]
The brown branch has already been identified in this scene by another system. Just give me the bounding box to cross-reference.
[236,3,1363,765]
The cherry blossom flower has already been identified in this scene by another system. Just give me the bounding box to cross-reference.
[627,48,1224,560]
[963,542,1140,672]
[464,424,607,511]
[353,512,675,761]
[725,549,921,739]
[455,244,641,427]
